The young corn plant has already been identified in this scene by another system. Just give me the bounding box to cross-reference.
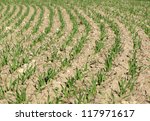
[18,66,36,85]
[95,24,106,53]
[70,36,86,59]
[86,78,97,102]
[61,58,71,68]
[47,95,53,104]
[50,48,58,62]
[129,52,137,80]
[118,79,128,96]
[83,62,88,71]
[9,78,19,91]
[61,77,76,98]
[105,55,113,72]
[16,88,27,104]
[53,87,62,104]
[96,70,106,85]
[9,58,21,73]
[60,68,84,102]
[0,44,11,67]
[37,68,57,91]
[0,52,8,67]
[0,86,5,99]
[75,68,83,80]
[75,90,87,104]
[8,43,24,73]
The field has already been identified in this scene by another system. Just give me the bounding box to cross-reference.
[0,0,149,104]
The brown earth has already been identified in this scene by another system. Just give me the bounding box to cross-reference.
[0,3,149,104]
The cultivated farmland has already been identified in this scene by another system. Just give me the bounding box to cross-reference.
[0,0,149,104]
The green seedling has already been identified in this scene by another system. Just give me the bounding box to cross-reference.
[95,40,104,53]
[105,55,113,72]
[87,78,97,101]
[53,87,62,104]
[0,53,8,67]
[50,49,58,62]
[75,68,83,80]
[118,79,128,96]
[16,88,27,104]
[129,53,137,79]
[96,70,105,85]
[19,66,36,85]
[0,86,5,99]
[37,68,57,91]
[9,78,19,91]
[47,95,52,104]
[61,58,71,68]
